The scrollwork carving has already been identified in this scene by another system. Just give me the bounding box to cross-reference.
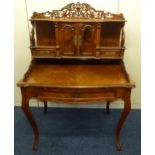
[30,27,35,46]
[32,11,52,18]
[31,2,124,20]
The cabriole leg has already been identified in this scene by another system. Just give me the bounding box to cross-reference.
[116,90,131,151]
[21,89,39,150]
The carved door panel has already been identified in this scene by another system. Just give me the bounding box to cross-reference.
[59,23,96,56]
[79,24,96,56]
[60,24,76,56]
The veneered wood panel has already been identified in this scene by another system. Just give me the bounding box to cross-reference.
[80,24,96,56]
[60,23,76,56]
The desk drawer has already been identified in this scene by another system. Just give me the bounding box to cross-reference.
[100,51,123,58]
[36,88,117,102]
[31,50,56,57]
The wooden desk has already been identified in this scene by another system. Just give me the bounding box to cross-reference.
[18,59,134,150]
[17,2,135,151]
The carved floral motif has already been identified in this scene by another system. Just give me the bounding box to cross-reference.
[31,2,124,20]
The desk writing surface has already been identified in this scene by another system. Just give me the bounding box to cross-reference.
[20,60,131,88]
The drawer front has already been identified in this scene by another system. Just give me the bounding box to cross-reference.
[31,50,56,57]
[100,51,123,58]
[36,88,118,103]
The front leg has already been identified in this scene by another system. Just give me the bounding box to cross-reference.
[116,90,131,151]
[21,89,39,150]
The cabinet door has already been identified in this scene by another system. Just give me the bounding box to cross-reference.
[79,24,96,56]
[60,24,76,56]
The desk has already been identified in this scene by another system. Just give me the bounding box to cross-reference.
[18,59,135,150]
[17,2,135,150]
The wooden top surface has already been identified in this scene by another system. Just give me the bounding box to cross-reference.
[18,60,134,88]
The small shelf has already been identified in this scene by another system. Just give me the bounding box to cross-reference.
[32,56,123,59]
[34,21,56,46]
[96,46,125,50]
[30,45,59,49]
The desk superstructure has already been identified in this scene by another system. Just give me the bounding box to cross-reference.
[18,2,135,150]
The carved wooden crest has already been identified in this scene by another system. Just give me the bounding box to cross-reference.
[32,2,124,20]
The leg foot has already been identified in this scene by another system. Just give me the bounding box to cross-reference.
[43,101,47,114]
[116,142,123,151]
[32,142,38,150]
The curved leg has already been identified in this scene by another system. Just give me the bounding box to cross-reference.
[21,90,39,150]
[106,101,110,114]
[116,90,131,151]
[43,101,47,114]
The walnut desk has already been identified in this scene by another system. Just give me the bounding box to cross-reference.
[17,2,135,151]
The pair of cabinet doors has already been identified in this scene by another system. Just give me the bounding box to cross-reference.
[59,23,96,56]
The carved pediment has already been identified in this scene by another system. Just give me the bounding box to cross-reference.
[32,2,124,20]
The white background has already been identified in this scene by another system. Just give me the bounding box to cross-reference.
[14,0,141,109]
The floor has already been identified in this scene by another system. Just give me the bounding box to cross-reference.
[14,107,141,155]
